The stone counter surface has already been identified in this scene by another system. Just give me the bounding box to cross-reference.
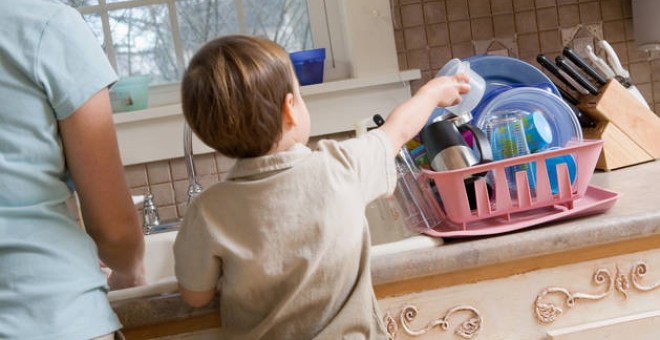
[112,160,660,330]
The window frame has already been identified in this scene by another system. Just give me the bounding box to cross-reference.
[74,0,348,104]
[107,0,418,165]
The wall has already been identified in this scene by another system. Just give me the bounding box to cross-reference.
[124,0,659,222]
[390,0,659,114]
[124,132,353,223]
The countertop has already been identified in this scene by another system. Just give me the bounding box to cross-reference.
[111,160,660,331]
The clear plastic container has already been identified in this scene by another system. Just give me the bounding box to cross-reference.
[109,75,150,113]
[484,110,536,197]
[436,58,486,117]
[391,147,442,233]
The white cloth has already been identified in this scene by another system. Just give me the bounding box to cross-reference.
[174,129,396,339]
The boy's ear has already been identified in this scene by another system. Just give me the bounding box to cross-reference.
[282,92,297,128]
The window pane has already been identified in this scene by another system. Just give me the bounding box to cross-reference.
[176,0,239,65]
[242,0,312,52]
[109,4,178,83]
[55,0,97,8]
[81,13,105,48]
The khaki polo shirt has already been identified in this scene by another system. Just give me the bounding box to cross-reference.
[174,129,395,339]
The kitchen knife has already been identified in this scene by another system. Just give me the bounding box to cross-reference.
[585,44,616,79]
[566,98,597,128]
[555,55,600,96]
[562,47,607,86]
[555,83,579,105]
[536,54,590,95]
[553,82,597,128]
[598,40,629,79]
[537,54,578,92]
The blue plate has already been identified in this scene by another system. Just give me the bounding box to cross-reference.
[465,55,559,122]
[464,55,558,95]
[427,55,559,125]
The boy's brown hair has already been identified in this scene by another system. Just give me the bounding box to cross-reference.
[181,35,295,158]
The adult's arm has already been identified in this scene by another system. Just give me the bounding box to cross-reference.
[59,88,146,290]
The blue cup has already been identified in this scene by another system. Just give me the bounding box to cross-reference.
[290,48,326,86]
[521,110,553,152]
[543,152,577,194]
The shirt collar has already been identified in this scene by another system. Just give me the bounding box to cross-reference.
[227,143,312,180]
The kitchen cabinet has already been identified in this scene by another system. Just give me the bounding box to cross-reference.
[377,239,660,339]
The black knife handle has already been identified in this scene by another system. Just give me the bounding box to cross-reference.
[372,114,385,127]
[555,56,600,96]
[553,82,597,128]
[562,47,607,86]
[536,54,578,93]
[567,100,597,129]
[556,84,579,105]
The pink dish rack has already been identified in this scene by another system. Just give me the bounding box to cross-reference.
[417,139,619,237]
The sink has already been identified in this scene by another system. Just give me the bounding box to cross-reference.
[108,219,443,302]
[108,228,180,302]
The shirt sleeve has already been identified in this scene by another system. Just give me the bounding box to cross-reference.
[35,6,117,120]
[174,200,223,292]
[321,129,397,204]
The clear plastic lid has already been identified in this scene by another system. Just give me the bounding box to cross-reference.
[475,87,583,150]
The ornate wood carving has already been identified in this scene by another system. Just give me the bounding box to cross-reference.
[534,261,659,324]
[384,304,482,339]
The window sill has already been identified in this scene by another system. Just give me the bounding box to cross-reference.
[113,70,421,165]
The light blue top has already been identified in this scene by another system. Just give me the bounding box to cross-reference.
[0,1,120,339]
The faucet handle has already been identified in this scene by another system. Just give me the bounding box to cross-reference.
[143,192,160,234]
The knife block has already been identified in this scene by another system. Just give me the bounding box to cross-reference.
[577,80,660,171]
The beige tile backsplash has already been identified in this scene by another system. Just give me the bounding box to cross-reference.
[392,0,660,115]
[121,0,659,223]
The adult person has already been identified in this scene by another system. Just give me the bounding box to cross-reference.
[0,1,145,339]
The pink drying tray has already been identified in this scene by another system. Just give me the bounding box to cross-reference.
[416,139,618,237]
[423,185,618,238]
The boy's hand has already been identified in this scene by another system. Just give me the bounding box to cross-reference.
[417,73,471,108]
[378,73,473,157]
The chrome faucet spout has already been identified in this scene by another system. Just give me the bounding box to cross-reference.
[143,192,160,235]
[184,122,203,204]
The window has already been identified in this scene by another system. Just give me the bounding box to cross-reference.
[59,0,345,87]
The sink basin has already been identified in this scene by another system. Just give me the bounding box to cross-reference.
[108,228,180,302]
[108,219,443,302]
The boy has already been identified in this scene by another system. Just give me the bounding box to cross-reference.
[174,35,469,339]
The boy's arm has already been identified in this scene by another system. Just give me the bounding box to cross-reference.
[378,74,470,157]
[179,285,216,307]
[173,204,222,308]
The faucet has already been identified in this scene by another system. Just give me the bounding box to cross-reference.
[184,122,203,204]
[139,123,201,235]
[142,192,160,235]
